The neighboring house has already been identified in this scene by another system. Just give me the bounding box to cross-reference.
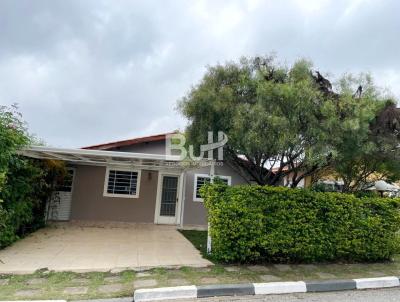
[271,166,312,188]
[21,132,249,229]
[316,180,344,192]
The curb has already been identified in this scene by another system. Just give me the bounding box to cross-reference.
[0,301,67,302]
[133,276,400,301]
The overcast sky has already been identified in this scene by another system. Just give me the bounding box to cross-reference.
[0,0,399,147]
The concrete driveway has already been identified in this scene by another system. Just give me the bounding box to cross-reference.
[0,222,211,274]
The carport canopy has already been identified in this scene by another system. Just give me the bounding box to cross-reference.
[19,145,189,171]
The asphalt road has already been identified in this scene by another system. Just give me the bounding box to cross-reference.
[169,287,400,302]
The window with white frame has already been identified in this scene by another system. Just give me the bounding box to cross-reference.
[104,168,141,198]
[193,174,231,202]
[56,168,75,192]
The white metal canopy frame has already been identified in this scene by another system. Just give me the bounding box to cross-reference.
[19,145,186,171]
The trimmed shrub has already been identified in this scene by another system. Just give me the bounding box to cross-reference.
[202,184,400,263]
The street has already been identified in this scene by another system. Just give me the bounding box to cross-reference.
[168,287,400,302]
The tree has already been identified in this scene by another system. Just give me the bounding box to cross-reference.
[179,56,339,186]
[0,104,65,248]
[0,104,29,207]
[330,74,400,191]
[179,56,400,190]
[0,104,29,172]
[0,104,30,246]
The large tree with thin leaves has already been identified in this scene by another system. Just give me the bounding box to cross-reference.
[331,74,400,191]
[178,55,400,189]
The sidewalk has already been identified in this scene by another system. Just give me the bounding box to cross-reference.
[1,258,400,300]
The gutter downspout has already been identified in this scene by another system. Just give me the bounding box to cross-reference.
[179,170,186,229]
[207,160,215,254]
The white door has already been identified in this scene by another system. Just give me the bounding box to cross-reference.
[47,168,75,221]
[155,173,181,224]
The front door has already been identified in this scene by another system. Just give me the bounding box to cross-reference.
[156,174,180,224]
[47,168,75,221]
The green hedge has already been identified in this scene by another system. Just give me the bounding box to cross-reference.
[202,185,400,263]
[0,158,49,248]
[0,105,63,249]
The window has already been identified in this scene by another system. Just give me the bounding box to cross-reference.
[56,168,74,192]
[194,175,211,201]
[193,174,231,202]
[103,168,141,198]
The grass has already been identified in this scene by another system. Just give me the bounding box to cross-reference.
[2,259,400,300]
[179,230,208,257]
[0,270,135,300]
[2,230,400,300]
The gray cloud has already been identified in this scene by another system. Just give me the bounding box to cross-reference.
[0,0,399,147]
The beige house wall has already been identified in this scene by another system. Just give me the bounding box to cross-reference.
[70,165,159,223]
[182,163,249,227]
[69,140,250,227]
[68,162,248,227]
[109,140,166,154]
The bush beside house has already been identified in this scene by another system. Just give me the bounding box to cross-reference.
[202,184,400,263]
[0,105,63,249]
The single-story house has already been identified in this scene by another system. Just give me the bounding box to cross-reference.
[21,132,253,229]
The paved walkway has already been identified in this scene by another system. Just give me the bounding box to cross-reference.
[0,222,211,274]
[1,262,400,300]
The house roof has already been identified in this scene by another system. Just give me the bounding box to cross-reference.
[271,166,290,172]
[19,145,184,171]
[82,131,178,150]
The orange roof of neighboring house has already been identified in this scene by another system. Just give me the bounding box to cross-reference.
[82,131,178,150]
[271,166,290,172]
